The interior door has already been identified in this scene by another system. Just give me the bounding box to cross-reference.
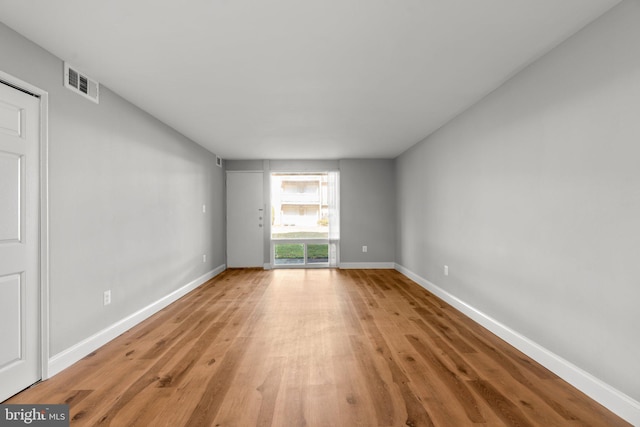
[0,81,40,401]
[226,171,264,268]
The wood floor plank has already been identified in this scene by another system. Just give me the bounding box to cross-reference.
[4,269,631,427]
[405,333,484,423]
[345,278,435,427]
[254,357,286,426]
[470,378,536,427]
[349,335,396,426]
[331,355,378,426]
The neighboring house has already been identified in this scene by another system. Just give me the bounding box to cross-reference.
[272,174,328,227]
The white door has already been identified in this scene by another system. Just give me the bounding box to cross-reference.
[0,82,41,401]
[226,171,264,268]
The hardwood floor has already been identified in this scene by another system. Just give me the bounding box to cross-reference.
[6,268,630,426]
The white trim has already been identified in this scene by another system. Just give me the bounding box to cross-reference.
[48,264,226,377]
[263,263,272,270]
[271,263,329,270]
[394,263,640,426]
[39,89,50,381]
[0,71,50,381]
[340,262,395,269]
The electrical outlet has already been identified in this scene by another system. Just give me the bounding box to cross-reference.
[103,290,111,306]
[202,204,206,213]
[444,265,449,276]
[362,245,368,253]
[202,254,207,263]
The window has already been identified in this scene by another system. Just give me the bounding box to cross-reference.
[271,172,339,267]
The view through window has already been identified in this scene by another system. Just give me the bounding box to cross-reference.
[271,172,339,266]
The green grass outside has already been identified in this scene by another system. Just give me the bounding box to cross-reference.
[275,243,328,260]
[307,244,329,260]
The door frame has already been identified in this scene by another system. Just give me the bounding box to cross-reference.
[0,70,50,381]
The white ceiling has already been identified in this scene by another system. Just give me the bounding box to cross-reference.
[0,0,621,159]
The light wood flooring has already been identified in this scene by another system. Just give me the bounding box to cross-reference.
[6,268,630,426]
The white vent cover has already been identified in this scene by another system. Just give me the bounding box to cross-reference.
[216,156,223,168]
[64,63,99,103]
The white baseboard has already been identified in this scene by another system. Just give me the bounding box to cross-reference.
[47,264,226,378]
[339,262,395,269]
[394,263,640,426]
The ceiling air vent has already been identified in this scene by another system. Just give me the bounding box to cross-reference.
[64,62,99,103]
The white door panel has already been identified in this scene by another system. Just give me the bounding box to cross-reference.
[0,98,23,137]
[227,172,264,268]
[0,152,21,242]
[0,81,40,401]
[0,274,22,365]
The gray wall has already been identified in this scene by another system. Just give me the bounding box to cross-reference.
[226,159,395,265]
[340,159,395,263]
[396,0,640,401]
[1,23,226,355]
